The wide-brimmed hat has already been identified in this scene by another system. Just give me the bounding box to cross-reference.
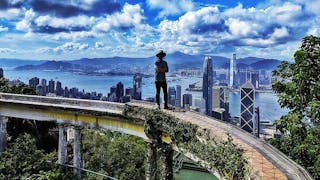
[156,50,166,58]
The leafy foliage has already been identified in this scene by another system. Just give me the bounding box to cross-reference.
[82,129,147,180]
[123,105,248,179]
[0,133,73,179]
[271,35,320,178]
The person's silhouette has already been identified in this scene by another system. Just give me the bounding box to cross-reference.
[154,50,169,109]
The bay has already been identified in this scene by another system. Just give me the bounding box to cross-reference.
[4,69,288,122]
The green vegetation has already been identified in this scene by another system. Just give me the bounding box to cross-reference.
[123,105,248,179]
[0,133,74,179]
[271,35,320,178]
[82,129,147,180]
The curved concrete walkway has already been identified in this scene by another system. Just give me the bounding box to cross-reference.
[0,93,313,180]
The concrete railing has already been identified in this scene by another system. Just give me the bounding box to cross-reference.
[0,93,313,180]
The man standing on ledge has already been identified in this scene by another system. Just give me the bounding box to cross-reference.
[155,50,169,109]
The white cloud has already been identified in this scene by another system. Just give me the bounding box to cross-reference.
[39,42,90,54]
[16,9,36,32]
[95,41,104,49]
[0,8,24,20]
[0,25,8,32]
[95,3,144,32]
[307,27,320,36]
[35,15,97,29]
[147,0,194,18]
[54,42,89,53]
[0,48,15,53]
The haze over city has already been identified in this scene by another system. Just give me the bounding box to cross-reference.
[0,0,319,60]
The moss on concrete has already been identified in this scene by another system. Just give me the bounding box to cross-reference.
[123,105,248,179]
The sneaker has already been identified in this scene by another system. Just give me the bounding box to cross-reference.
[157,105,161,109]
[164,106,170,110]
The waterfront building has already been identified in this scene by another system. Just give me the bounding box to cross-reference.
[29,77,40,89]
[36,84,45,96]
[116,82,124,99]
[125,87,133,97]
[56,81,63,96]
[254,107,260,137]
[229,53,237,88]
[168,86,176,106]
[250,71,259,89]
[182,93,192,109]
[212,87,220,109]
[41,79,47,94]
[202,56,213,116]
[64,86,69,97]
[0,68,3,78]
[240,81,255,134]
[219,86,230,117]
[133,73,142,100]
[48,79,55,93]
[175,85,181,107]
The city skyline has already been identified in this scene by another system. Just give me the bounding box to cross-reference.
[0,0,318,60]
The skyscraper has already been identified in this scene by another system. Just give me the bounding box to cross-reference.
[116,82,124,99]
[48,79,55,93]
[133,73,142,100]
[125,87,133,97]
[250,71,259,89]
[0,68,3,78]
[230,53,237,88]
[182,93,192,109]
[56,81,63,96]
[29,77,40,89]
[240,81,255,134]
[175,85,181,107]
[41,79,47,94]
[212,87,220,109]
[168,86,176,106]
[202,56,213,116]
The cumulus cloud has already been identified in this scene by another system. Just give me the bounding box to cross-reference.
[38,42,89,54]
[1,0,120,17]
[95,41,104,49]
[157,1,314,52]
[0,25,8,32]
[95,3,145,32]
[0,47,14,53]
[0,8,23,20]
[147,0,194,18]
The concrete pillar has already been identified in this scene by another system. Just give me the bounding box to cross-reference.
[73,126,82,180]
[162,144,173,180]
[0,115,8,153]
[58,124,67,165]
[146,141,158,180]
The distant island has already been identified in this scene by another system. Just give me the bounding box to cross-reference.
[2,52,283,76]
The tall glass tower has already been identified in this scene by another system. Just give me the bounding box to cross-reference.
[202,56,213,116]
[240,81,255,134]
[230,53,237,88]
[133,73,142,100]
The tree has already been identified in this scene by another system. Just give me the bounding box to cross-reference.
[82,129,147,180]
[0,133,73,179]
[271,35,320,178]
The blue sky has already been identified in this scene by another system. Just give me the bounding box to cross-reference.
[0,0,319,60]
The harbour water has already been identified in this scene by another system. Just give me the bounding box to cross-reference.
[4,69,288,123]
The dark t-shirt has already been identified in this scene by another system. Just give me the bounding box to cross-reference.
[154,60,168,82]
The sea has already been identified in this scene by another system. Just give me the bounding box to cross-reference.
[4,69,288,123]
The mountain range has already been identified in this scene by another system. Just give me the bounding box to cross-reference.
[0,52,283,75]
